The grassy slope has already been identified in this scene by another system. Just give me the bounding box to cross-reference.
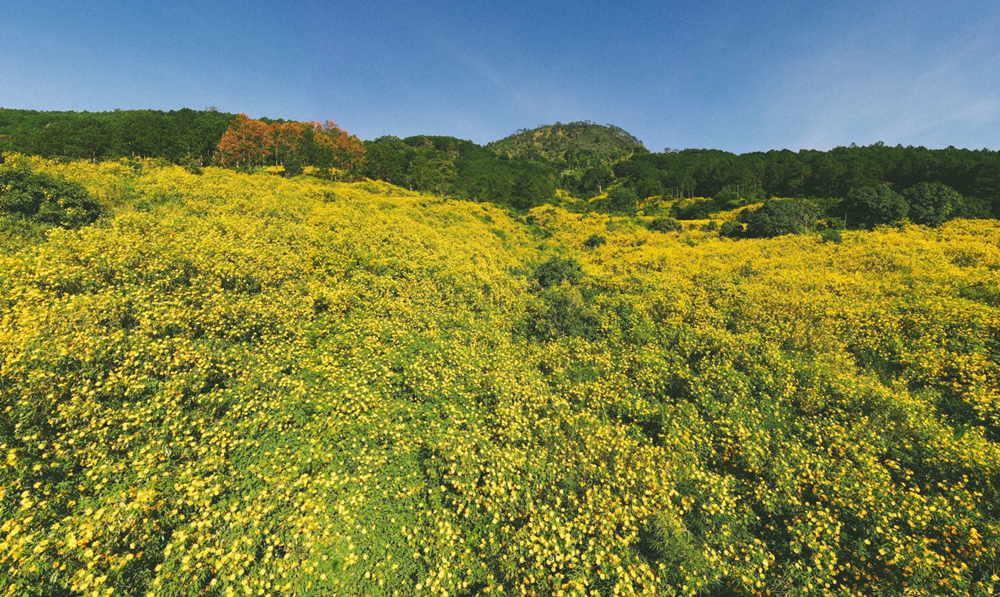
[1,156,999,596]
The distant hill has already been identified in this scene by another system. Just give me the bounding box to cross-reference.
[487,121,645,170]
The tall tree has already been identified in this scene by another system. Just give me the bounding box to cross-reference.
[214,114,271,169]
[840,185,908,228]
[902,182,957,227]
[306,120,366,175]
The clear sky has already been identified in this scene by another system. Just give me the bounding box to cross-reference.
[2,0,999,154]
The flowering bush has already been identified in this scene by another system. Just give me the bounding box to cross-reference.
[1,156,998,596]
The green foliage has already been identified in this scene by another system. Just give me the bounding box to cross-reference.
[719,220,743,238]
[713,189,739,208]
[953,194,994,220]
[178,153,203,175]
[534,255,584,288]
[0,162,101,228]
[672,197,719,220]
[647,216,683,233]
[360,135,556,209]
[739,199,822,238]
[583,233,607,248]
[487,121,643,170]
[903,181,957,227]
[527,284,601,340]
[610,142,1000,216]
[579,164,615,197]
[818,228,843,243]
[0,107,235,165]
[842,185,909,228]
[620,160,665,199]
[605,186,638,216]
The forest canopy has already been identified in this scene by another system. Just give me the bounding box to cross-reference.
[0,108,235,165]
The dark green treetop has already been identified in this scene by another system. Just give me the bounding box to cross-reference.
[902,182,957,227]
[739,199,823,238]
[840,185,908,229]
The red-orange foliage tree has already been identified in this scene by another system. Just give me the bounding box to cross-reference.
[214,115,365,177]
[307,120,366,174]
[213,114,271,169]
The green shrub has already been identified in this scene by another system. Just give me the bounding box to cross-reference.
[714,189,739,208]
[583,234,607,248]
[647,217,683,233]
[952,194,993,219]
[672,197,718,220]
[719,220,743,238]
[641,200,664,217]
[815,218,844,231]
[902,182,957,227]
[606,186,638,216]
[0,163,101,228]
[527,285,601,340]
[179,154,204,175]
[818,228,843,244]
[841,185,908,229]
[534,256,584,288]
[740,199,821,238]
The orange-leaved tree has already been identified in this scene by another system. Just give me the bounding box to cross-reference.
[213,114,271,169]
[305,120,366,176]
[214,115,365,177]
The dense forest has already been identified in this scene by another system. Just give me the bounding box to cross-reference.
[359,135,557,208]
[0,108,236,166]
[612,144,1000,217]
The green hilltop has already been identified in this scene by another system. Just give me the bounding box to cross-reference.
[486,121,645,169]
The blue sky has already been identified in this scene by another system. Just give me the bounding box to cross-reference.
[2,0,999,154]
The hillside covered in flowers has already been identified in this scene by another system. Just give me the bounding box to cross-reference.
[1,155,998,596]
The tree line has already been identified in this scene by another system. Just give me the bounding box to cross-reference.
[4,109,1000,220]
[0,108,235,166]
[612,143,1000,215]
[214,114,364,177]
[359,135,556,208]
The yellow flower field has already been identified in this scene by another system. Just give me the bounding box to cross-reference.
[1,155,998,596]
